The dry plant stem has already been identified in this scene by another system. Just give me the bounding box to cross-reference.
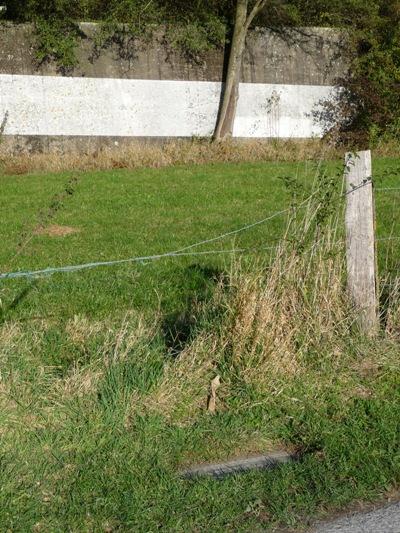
[5,176,79,270]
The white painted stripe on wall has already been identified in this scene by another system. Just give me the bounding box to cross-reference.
[0,74,333,138]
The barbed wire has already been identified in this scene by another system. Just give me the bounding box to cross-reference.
[0,248,277,281]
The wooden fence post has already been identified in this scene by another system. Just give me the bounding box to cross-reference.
[345,150,378,335]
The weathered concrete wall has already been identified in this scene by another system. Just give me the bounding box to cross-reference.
[0,23,344,84]
[0,23,345,153]
[0,74,333,138]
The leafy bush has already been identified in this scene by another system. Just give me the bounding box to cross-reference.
[33,17,81,69]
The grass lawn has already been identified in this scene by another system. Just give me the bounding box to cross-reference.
[1,158,399,320]
[0,160,316,322]
[0,158,399,531]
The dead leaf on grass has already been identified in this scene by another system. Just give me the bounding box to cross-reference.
[207,375,221,413]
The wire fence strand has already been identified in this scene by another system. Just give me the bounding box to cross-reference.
[0,203,295,281]
[1,179,398,282]
[376,236,400,242]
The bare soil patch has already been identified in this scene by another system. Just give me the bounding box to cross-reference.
[34,224,80,237]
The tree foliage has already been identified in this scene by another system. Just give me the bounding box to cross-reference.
[343,1,400,144]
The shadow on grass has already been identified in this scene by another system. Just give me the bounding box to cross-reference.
[379,279,399,332]
[161,263,226,357]
[0,281,37,325]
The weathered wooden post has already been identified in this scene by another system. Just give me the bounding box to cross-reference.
[345,150,378,335]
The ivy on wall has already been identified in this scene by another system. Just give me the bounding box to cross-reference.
[3,0,228,68]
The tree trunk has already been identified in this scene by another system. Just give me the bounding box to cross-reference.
[213,0,248,141]
[213,0,267,141]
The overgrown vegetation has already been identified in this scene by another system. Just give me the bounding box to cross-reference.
[0,139,338,175]
[33,17,83,69]
[0,159,399,529]
[1,138,399,177]
[4,0,228,66]
[314,0,400,145]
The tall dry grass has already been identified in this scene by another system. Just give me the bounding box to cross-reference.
[1,138,399,176]
[0,138,344,175]
[144,239,348,421]
[143,199,400,423]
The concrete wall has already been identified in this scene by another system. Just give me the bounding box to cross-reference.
[0,23,345,153]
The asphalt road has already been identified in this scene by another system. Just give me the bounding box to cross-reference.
[311,502,400,533]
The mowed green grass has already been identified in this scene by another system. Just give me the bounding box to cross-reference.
[0,158,399,532]
[0,161,296,322]
[1,158,399,322]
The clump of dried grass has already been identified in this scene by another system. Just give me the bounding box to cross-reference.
[0,321,48,432]
[143,229,352,421]
[0,138,343,175]
[52,365,104,400]
[147,224,400,421]
[143,332,219,422]
[224,243,349,378]
[102,311,159,365]
[0,321,24,353]
[53,312,158,400]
